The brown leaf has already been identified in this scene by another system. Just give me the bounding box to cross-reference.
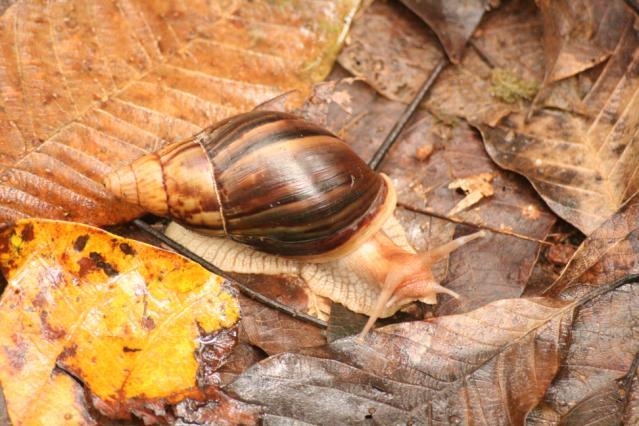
[479,14,639,234]
[0,0,359,226]
[338,0,444,103]
[399,0,492,63]
[471,0,545,83]
[524,196,639,423]
[536,0,632,85]
[216,343,266,387]
[545,194,639,297]
[337,1,515,125]
[236,275,327,355]
[229,296,575,424]
[527,278,639,424]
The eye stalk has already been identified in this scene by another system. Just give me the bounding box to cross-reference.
[348,230,486,340]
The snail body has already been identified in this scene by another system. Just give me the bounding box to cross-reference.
[105,111,483,336]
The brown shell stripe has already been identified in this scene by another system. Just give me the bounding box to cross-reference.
[197,112,385,257]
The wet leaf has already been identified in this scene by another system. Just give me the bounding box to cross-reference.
[545,194,639,297]
[229,296,576,424]
[479,15,639,235]
[0,0,359,226]
[338,1,515,125]
[338,0,444,103]
[399,0,492,63]
[0,219,240,423]
[536,0,632,85]
[527,278,639,424]
[524,195,639,423]
[236,275,327,355]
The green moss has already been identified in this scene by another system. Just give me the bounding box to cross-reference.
[490,69,538,103]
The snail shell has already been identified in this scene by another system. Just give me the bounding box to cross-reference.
[105,110,483,337]
[105,111,396,262]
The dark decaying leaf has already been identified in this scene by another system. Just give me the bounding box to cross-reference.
[527,284,639,424]
[545,194,639,298]
[338,1,515,125]
[0,0,358,226]
[471,0,545,83]
[536,0,632,85]
[338,0,444,103]
[326,303,368,343]
[235,275,327,355]
[217,344,266,387]
[479,16,639,235]
[520,194,639,423]
[229,297,574,424]
[399,0,491,63]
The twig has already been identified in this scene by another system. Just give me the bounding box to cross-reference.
[398,202,553,246]
[133,219,328,329]
[368,57,448,170]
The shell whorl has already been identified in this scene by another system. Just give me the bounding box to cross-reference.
[104,111,396,262]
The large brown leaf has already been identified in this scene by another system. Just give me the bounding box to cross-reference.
[0,0,359,226]
[399,0,491,63]
[480,16,639,234]
[228,296,575,423]
[338,0,444,103]
[338,0,516,126]
[536,0,632,85]
[523,195,639,423]
[228,275,639,424]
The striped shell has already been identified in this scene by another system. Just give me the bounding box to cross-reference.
[104,111,396,262]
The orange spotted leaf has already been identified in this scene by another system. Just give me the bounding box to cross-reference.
[0,219,240,424]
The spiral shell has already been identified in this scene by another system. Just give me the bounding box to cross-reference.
[105,111,396,262]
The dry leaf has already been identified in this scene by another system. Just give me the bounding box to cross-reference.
[522,195,639,423]
[229,296,574,424]
[536,0,632,85]
[338,0,444,103]
[479,14,639,235]
[447,172,495,216]
[338,1,514,125]
[0,0,359,226]
[0,219,240,423]
[400,0,491,63]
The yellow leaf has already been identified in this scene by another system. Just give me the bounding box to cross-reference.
[0,219,240,424]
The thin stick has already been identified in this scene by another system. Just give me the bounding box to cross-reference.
[133,219,328,329]
[368,57,448,170]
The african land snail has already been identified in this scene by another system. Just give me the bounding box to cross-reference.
[104,111,483,337]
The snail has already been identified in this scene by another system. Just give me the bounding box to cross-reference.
[104,111,483,337]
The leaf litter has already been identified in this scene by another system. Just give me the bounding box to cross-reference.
[1,0,639,424]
